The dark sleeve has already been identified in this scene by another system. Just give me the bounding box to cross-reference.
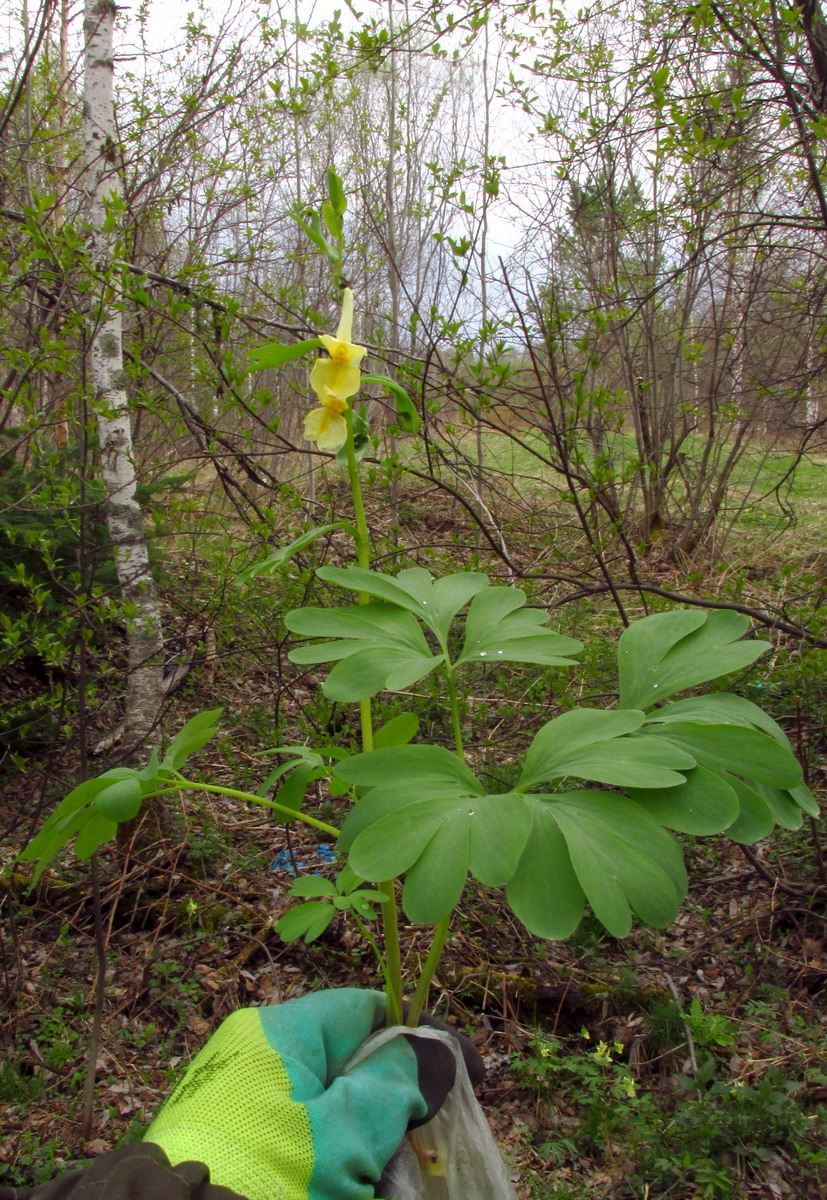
[0,1143,248,1200]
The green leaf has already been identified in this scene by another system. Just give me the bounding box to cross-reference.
[618,610,770,710]
[373,713,420,748]
[336,744,482,800]
[276,902,336,943]
[789,781,819,818]
[338,748,531,922]
[94,775,143,822]
[506,807,585,939]
[138,750,162,782]
[641,722,802,789]
[754,784,807,831]
[248,337,323,372]
[346,889,389,919]
[19,807,95,883]
[644,693,791,743]
[325,648,443,701]
[273,762,320,817]
[162,708,223,772]
[236,524,353,584]
[518,709,694,790]
[286,601,432,657]
[457,586,583,668]
[628,766,740,834]
[321,200,342,241]
[335,863,364,894]
[315,565,488,646]
[722,776,775,843]
[291,207,337,261]
[286,601,444,700]
[327,167,347,216]
[74,815,118,860]
[348,792,532,925]
[517,791,687,937]
[362,373,422,434]
[19,770,141,882]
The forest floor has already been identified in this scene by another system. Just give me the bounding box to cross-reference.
[1,724,825,1195]
[1,469,826,1199]
[2,793,826,1199]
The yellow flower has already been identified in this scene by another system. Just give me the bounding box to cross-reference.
[593,1041,613,1066]
[305,288,366,451]
[304,396,348,450]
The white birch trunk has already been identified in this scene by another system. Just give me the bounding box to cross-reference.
[805,338,820,426]
[83,0,163,756]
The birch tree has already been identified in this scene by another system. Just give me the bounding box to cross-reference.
[83,0,163,756]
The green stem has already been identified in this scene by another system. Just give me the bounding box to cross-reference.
[153,781,340,837]
[351,911,395,1003]
[342,399,401,1018]
[344,407,374,752]
[380,885,403,1024]
[445,668,464,758]
[406,914,451,1026]
[344,406,371,571]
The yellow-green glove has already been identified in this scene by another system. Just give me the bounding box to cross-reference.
[144,989,439,1200]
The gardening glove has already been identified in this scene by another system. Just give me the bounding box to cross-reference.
[143,988,465,1200]
[0,1142,244,1200]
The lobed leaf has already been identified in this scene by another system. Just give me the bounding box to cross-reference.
[618,610,770,710]
[323,648,443,701]
[519,790,687,937]
[74,815,119,860]
[336,744,482,797]
[347,792,533,925]
[457,587,582,668]
[19,770,141,882]
[276,902,335,943]
[518,708,694,791]
[286,603,444,700]
[640,721,803,789]
[628,766,740,835]
[315,565,488,645]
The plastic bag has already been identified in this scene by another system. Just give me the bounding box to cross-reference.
[345,1024,519,1200]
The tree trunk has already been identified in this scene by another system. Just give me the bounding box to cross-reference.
[83,0,164,759]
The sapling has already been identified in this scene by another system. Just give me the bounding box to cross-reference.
[20,173,819,1033]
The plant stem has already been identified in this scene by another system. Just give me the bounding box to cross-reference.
[344,408,371,571]
[153,782,340,837]
[344,407,375,752]
[342,401,403,1017]
[351,911,397,1015]
[407,914,451,1026]
[380,887,403,1023]
[445,668,464,758]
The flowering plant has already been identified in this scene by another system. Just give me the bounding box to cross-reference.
[20,172,818,1029]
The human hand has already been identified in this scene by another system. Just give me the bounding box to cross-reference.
[144,989,475,1200]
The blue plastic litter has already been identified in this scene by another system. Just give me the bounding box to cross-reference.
[269,844,336,875]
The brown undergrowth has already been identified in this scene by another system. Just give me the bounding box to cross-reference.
[1,477,826,1198]
[2,783,826,1198]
